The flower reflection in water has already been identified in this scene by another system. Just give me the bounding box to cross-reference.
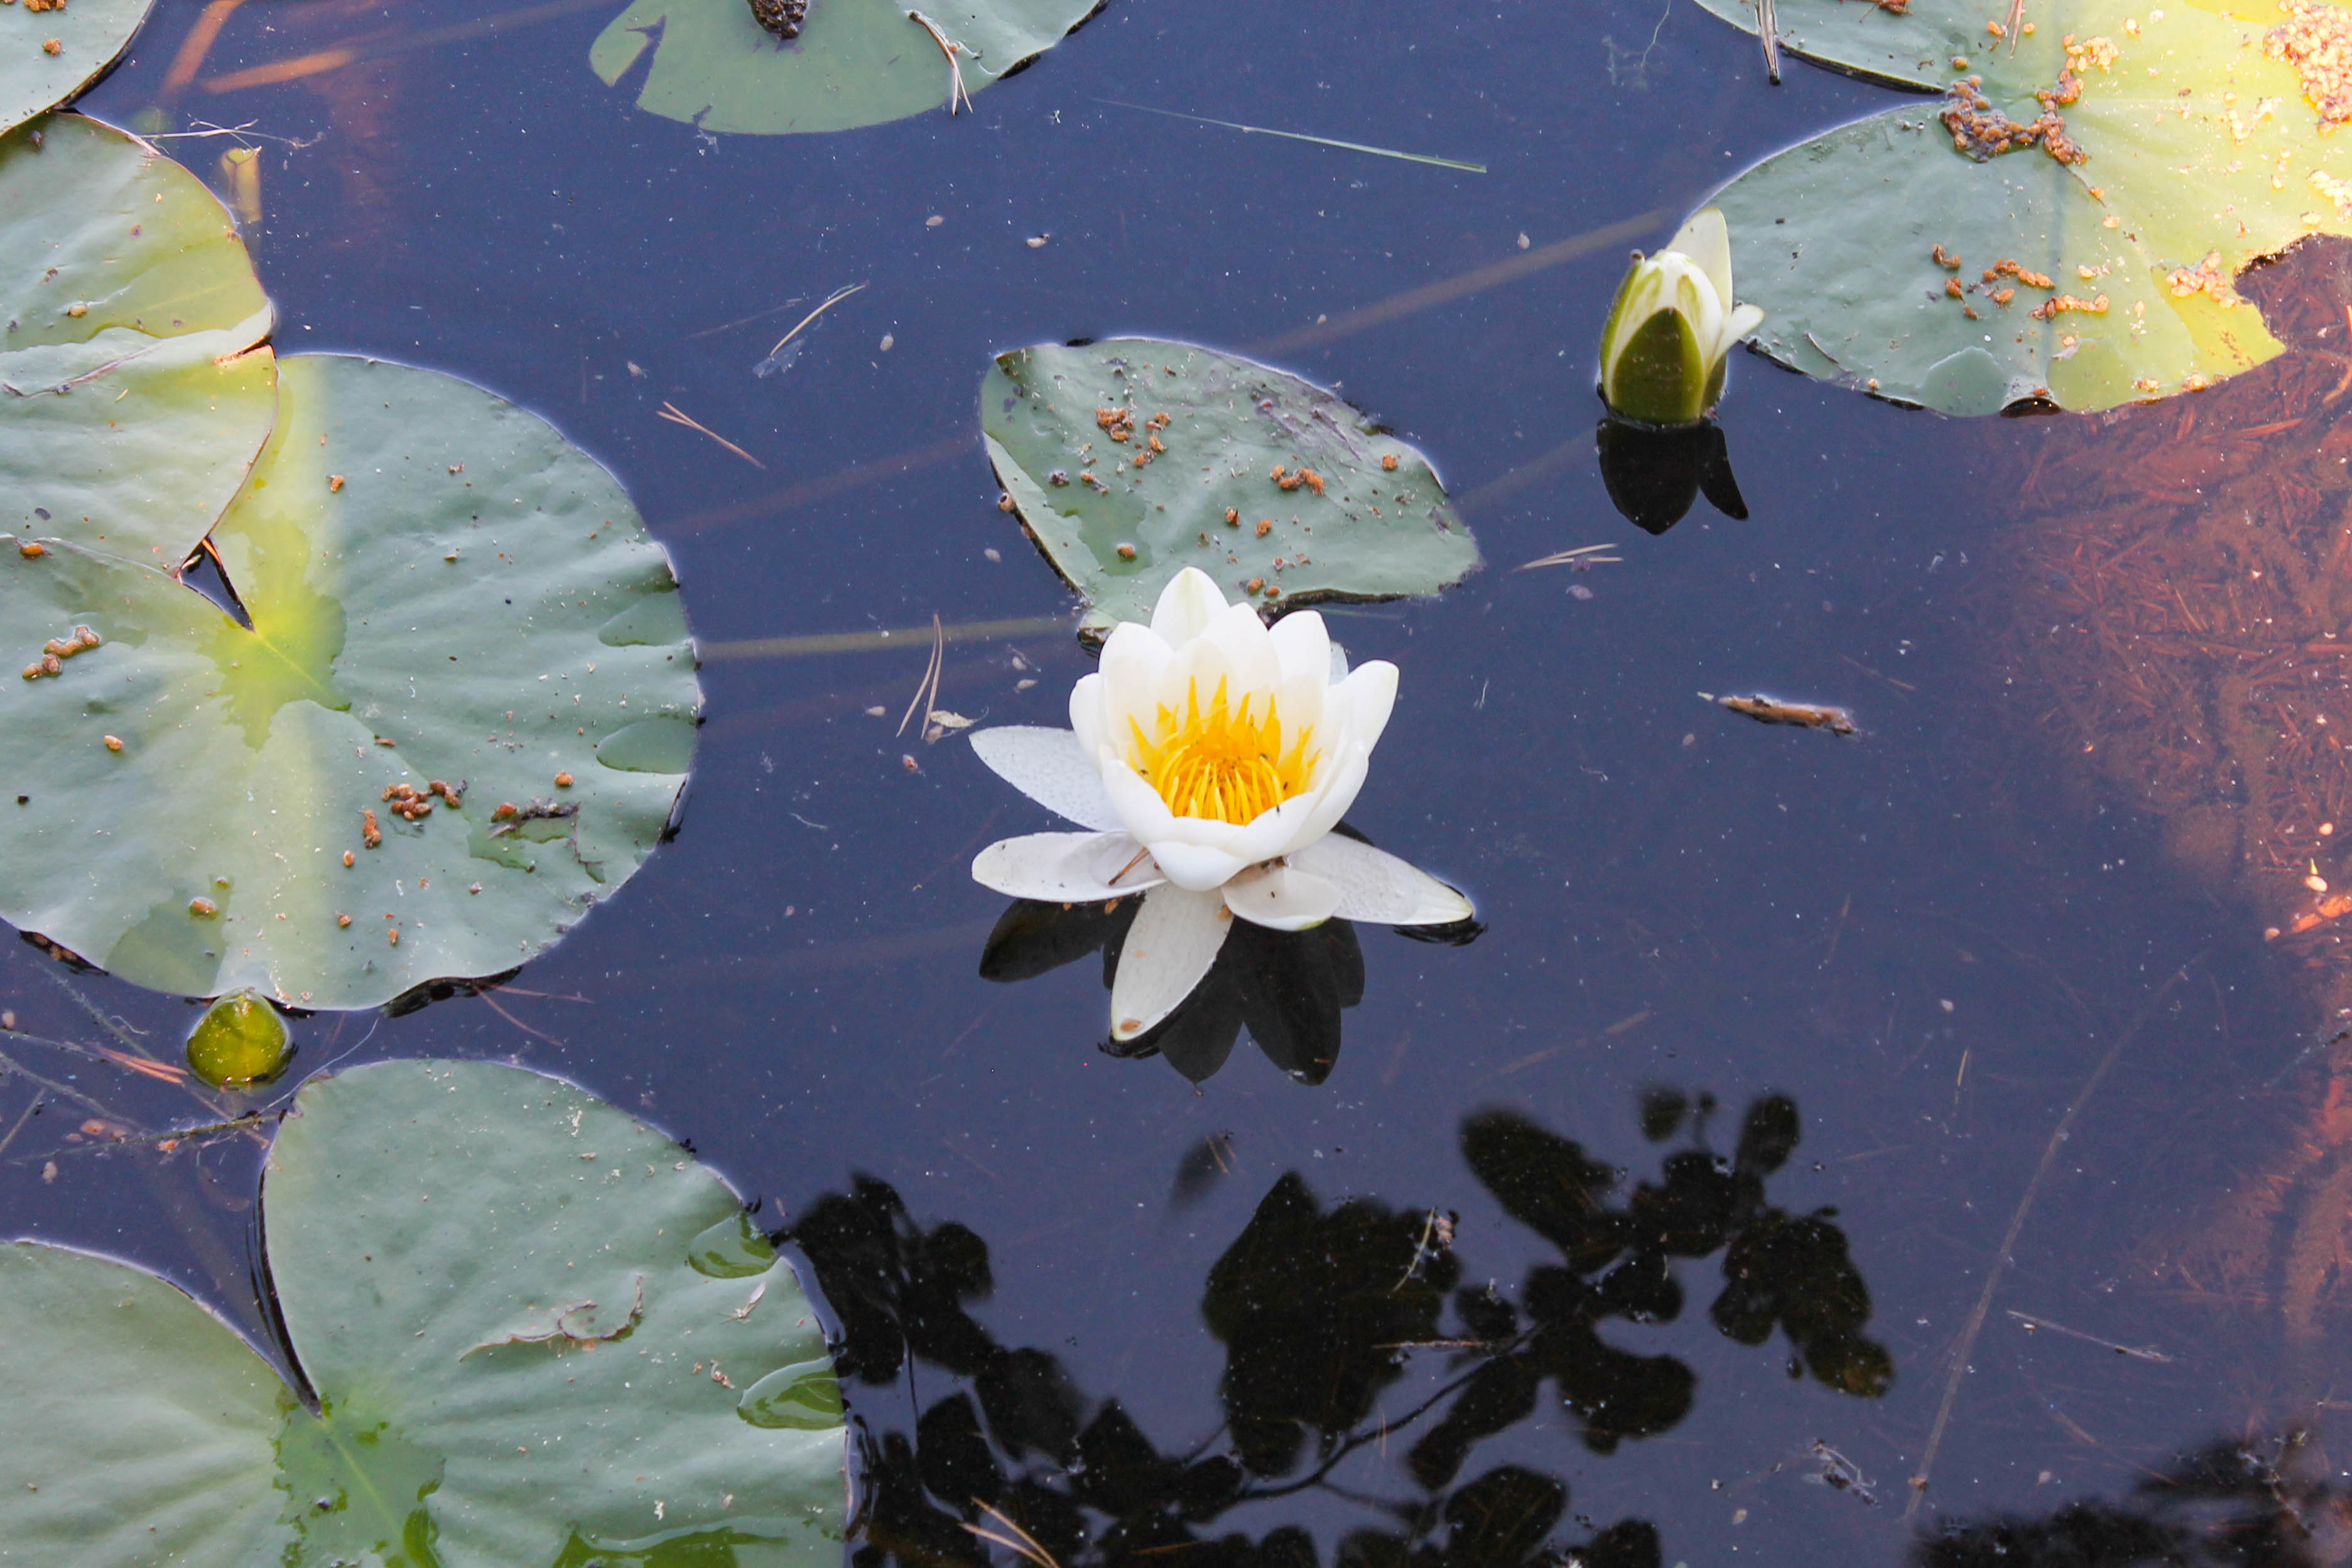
[968,569,1474,1051]
[782,1089,1889,1567]
[978,877,1454,1083]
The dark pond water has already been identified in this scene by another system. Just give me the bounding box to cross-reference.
[11,0,2349,1562]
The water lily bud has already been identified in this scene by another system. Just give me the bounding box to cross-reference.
[1597,207,1766,426]
[186,990,295,1090]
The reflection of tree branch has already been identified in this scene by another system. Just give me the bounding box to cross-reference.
[798,1087,1889,1567]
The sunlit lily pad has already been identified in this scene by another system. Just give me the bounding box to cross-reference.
[1,0,150,136]
[3,113,275,557]
[0,1058,848,1566]
[982,338,1482,637]
[1703,0,2332,412]
[0,353,701,1008]
[590,0,1098,136]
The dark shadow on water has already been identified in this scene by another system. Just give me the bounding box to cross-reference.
[781,1088,1887,1565]
[1915,1431,2352,1567]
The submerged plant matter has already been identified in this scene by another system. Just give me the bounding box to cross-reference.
[1698,0,2352,413]
[1596,208,1764,426]
[982,337,1481,639]
[968,569,1473,1043]
[182,989,291,1089]
[1978,237,2352,1372]
[0,1059,847,1562]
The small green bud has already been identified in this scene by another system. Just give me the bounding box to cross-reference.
[186,991,294,1090]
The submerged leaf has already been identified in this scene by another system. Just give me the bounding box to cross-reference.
[0,1059,847,1563]
[1,114,274,559]
[0,354,701,1008]
[590,0,1100,136]
[982,338,1480,637]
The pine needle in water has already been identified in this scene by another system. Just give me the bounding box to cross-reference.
[655,403,765,468]
[1095,99,1485,173]
[756,281,867,376]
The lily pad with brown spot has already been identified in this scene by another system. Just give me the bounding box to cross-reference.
[1701,0,2337,412]
[0,353,701,1008]
[982,338,1482,638]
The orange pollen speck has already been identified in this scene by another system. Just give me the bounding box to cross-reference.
[1125,676,1317,826]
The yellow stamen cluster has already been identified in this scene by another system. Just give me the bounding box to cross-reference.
[1127,676,1316,825]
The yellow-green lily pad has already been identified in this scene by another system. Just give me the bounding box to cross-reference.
[2,113,275,558]
[1703,0,2331,412]
[591,0,1100,136]
[982,338,1481,638]
[0,353,700,1008]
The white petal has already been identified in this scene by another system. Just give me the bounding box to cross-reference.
[1721,302,1765,359]
[969,727,1123,831]
[972,831,1161,902]
[1267,610,1331,684]
[1291,836,1474,926]
[1333,660,1399,753]
[1148,567,1229,646]
[1144,836,1253,892]
[1668,206,1735,310]
[1328,639,1350,683]
[1110,886,1231,1041]
[1222,862,1343,932]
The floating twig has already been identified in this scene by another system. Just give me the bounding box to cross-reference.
[755,282,867,375]
[907,12,974,114]
[2006,1309,2174,1363]
[1516,543,1623,570]
[1758,0,1782,81]
[897,614,945,738]
[1702,692,1858,736]
[656,402,765,469]
[1095,99,1486,173]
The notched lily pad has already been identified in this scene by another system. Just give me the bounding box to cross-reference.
[2,114,275,558]
[590,0,1100,136]
[982,338,1481,637]
[1706,0,2331,413]
[1,0,151,136]
[0,1057,848,1566]
[0,353,702,1009]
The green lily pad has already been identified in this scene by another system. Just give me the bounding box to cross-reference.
[590,0,1098,136]
[0,352,702,1008]
[982,338,1482,637]
[1689,0,1984,89]
[2,0,151,136]
[3,113,276,558]
[0,1058,848,1566]
[1704,0,2330,413]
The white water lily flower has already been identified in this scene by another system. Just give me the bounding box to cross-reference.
[1598,207,1766,426]
[970,568,1474,1042]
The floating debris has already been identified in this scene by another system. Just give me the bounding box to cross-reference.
[1704,692,1858,735]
